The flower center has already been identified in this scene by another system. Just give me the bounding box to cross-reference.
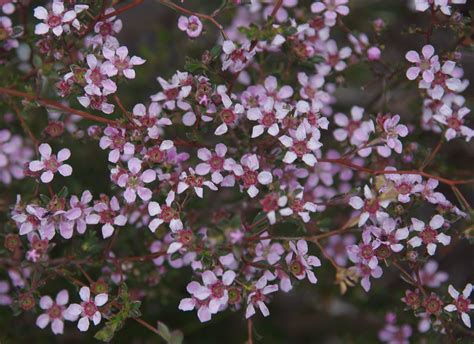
[242,170,258,187]
[292,141,308,157]
[455,297,471,313]
[261,112,276,127]
[220,109,236,124]
[83,301,98,317]
[47,15,62,28]
[209,155,224,171]
[420,226,437,244]
[44,157,60,172]
[48,304,63,319]
[289,259,304,276]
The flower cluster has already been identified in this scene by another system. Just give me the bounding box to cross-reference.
[0,0,473,342]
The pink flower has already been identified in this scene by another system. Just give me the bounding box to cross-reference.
[148,191,183,232]
[232,154,273,198]
[151,71,192,110]
[355,262,383,292]
[214,91,244,136]
[179,270,236,322]
[247,98,289,138]
[0,280,12,306]
[254,233,285,265]
[91,8,122,47]
[367,46,381,61]
[405,45,440,83]
[177,168,217,198]
[34,2,88,36]
[347,235,380,269]
[385,173,423,203]
[68,190,94,235]
[325,234,356,266]
[12,204,46,236]
[221,40,255,73]
[407,215,451,255]
[78,94,115,114]
[117,157,156,203]
[103,46,145,79]
[66,287,108,332]
[84,54,117,96]
[349,185,390,226]
[417,260,448,288]
[433,104,474,142]
[0,16,19,51]
[444,284,474,328]
[377,115,409,156]
[132,102,172,139]
[99,126,135,163]
[279,123,322,167]
[369,218,409,253]
[86,196,127,238]
[177,15,203,38]
[29,143,72,183]
[379,312,412,344]
[195,143,234,185]
[36,290,77,335]
[318,40,352,74]
[285,240,321,283]
[278,192,319,223]
[245,276,278,318]
[311,0,349,27]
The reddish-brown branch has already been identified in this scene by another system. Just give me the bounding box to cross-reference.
[132,317,162,336]
[0,87,118,125]
[318,158,474,186]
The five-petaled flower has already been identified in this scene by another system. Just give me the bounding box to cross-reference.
[29,143,72,183]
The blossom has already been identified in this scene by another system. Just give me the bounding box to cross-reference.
[117,157,156,203]
[325,235,356,266]
[433,104,474,142]
[0,129,33,185]
[279,123,322,167]
[418,260,448,288]
[66,287,108,332]
[405,45,440,83]
[177,15,203,38]
[0,16,19,51]
[103,46,146,79]
[179,270,236,322]
[99,126,135,163]
[407,215,451,255]
[132,102,172,139]
[285,240,321,283]
[148,191,183,232]
[151,71,192,111]
[349,185,390,226]
[34,2,88,36]
[232,154,273,198]
[36,290,76,335]
[311,0,349,27]
[245,276,278,318]
[195,143,235,185]
[0,281,12,306]
[86,196,127,238]
[378,312,412,344]
[68,190,94,235]
[444,284,474,328]
[215,93,244,136]
[377,115,409,157]
[221,40,255,73]
[28,143,72,183]
[278,192,319,223]
[84,54,117,96]
[247,98,289,138]
[177,168,217,198]
[254,234,285,265]
[369,218,409,253]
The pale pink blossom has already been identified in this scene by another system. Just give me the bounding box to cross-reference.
[407,215,451,255]
[36,290,77,335]
[66,287,108,332]
[28,143,72,183]
[444,284,474,328]
[177,15,203,38]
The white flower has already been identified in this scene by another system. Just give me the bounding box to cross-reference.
[66,287,108,332]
